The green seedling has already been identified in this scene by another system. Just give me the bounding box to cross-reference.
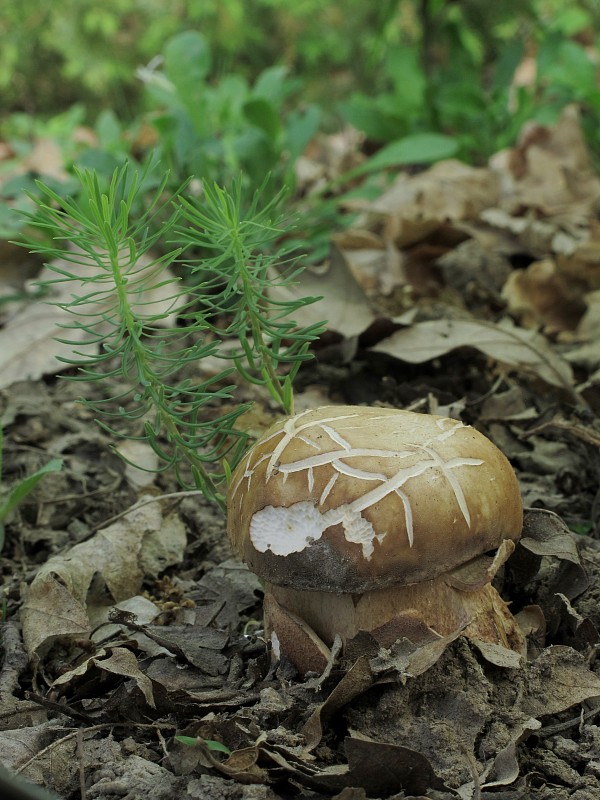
[21,161,324,512]
[0,426,62,550]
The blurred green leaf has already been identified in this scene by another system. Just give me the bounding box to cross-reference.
[75,148,124,176]
[243,98,282,142]
[253,65,290,104]
[348,133,460,179]
[0,426,63,550]
[339,94,403,142]
[538,39,597,93]
[164,31,211,134]
[385,46,426,116]
[0,459,63,522]
[285,105,321,163]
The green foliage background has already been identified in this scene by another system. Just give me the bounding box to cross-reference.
[5,0,598,119]
[3,0,400,117]
[3,0,600,188]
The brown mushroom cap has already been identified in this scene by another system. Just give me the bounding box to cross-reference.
[227,405,523,593]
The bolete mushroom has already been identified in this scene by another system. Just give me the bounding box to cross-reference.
[228,405,524,674]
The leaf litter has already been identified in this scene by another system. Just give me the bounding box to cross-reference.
[2,107,600,799]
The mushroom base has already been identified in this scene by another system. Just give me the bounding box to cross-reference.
[264,571,525,675]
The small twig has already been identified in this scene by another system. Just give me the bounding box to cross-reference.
[520,417,600,447]
[0,703,41,721]
[0,620,29,696]
[76,729,87,800]
[538,703,600,738]
[38,476,122,506]
[404,397,428,413]
[155,727,170,763]
[305,635,343,692]
[465,374,506,408]
[199,599,227,628]
[88,490,204,534]
[24,692,96,725]
[461,745,482,800]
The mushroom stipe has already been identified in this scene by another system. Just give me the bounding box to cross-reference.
[228,405,524,675]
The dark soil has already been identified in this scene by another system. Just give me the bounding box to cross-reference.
[2,349,600,800]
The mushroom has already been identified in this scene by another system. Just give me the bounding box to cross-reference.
[228,405,524,674]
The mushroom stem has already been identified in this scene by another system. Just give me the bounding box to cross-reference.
[265,566,525,672]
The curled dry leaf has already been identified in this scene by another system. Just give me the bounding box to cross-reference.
[20,502,186,657]
[371,317,575,394]
[312,734,448,796]
[519,508,584,566]
[366,159,500,243]
[515,507,589,600]
[301,656,374,751]
[552,593,599,650]
[242,729,447,796]
[51,646,156,708]
[269,244,375,338]
[502,258,587,332]
[490,105,600,219]
[458,716,541,796]
[189,739,268,785]
[368,628,463,679]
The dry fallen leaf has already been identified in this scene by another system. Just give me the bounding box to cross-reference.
[270,244,376,338]
[333,240,406,299]
[20,502,186,657]
[314,734,448,795]
[371,316,576,394]
[368,628,463,680]
[0,302,88,390]
[1,720,76,788]
[51,646,156,707]
[502,258,587,332]
[116,440,160,489]
[366,159,500,244]
[301,656,374,751]
[490,105,600,220]
[458,716,541,797]
[519,508,585,566]
[520,645,600,718]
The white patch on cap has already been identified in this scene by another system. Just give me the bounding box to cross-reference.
[249,501,329,556]
[250,500,387,561]
[341,508,386,559]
